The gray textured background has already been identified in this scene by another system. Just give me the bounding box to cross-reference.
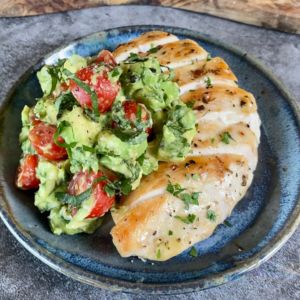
[0,5,299,300]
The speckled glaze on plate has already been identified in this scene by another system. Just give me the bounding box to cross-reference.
[0,25,299,294]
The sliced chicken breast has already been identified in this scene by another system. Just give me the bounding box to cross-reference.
[111,31,260,261]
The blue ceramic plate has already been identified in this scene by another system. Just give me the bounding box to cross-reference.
[0,26,299,294]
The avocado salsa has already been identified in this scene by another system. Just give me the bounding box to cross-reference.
[16,50,196,235]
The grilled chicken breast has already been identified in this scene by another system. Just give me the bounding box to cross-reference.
[111,31,261,261]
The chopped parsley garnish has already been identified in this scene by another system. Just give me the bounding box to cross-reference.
[166,182,199,209]
[111,68,120,77]
[55,188,92,208]
[186,100,195,108]
[189,246,198,257]
[206,53,212,61]
[149,46,159,54]
[55,92,77,119]
[204,77,213,88]
[207,210,217,222]
[156,248,161,259]
[168,230,173,236]
[175,214,196,224]
[220,131,233,144]
[125,53,148,64]
[166,182,185,196]
[180,192,200,208]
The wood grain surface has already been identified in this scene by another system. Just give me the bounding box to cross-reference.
[1,0,300,34]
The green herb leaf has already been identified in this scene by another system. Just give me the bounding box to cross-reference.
[111,68,120,77]
[220,131,233,144]
[180,192,199,209]
[156,248,161,259]
[166,182,185,196]
[82,145,96,153]
[204,77,213,88]
[189,246,198,257]
[125,53,148,64]
[207,210,217,222]
[175,214,196,224]
[53,121,76,148]
[186,100,195,108]
[55,92,77,119]
[167,182,199,209]
[206,53,212,61]
[149,46,159,54]
[168,230,173,236]
[55,188,92,208]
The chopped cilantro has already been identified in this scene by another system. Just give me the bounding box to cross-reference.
[149,46,159,54]
[220,131,233,144]
[111,68,120,77]
[206,53,212,61]
[156,248,161,259]
[168,230,173,236]
[207,210,217,222]
[166,182,185,196]
[167,182,199,209]
[189,246,198,257]
[175,214,196,224]
[204,77,213,88]
[186,100,195,108]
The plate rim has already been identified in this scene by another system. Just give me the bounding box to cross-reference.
[0,24,299,294]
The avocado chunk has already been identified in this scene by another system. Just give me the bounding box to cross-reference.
[120,56,180,112]
[19,105,36,154]
[69,146,99,174]
[158,104,196,161]
[137,150,159,176]
[97,131,147,160]
[49,196,103,235]
[35,160,68,212]
[60,106,102,146]
[63,54,87,74]
[34,97,58,124]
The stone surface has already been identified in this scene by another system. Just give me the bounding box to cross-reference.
[0,5,299,300]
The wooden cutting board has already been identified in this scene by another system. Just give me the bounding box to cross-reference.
[1,0,300,34]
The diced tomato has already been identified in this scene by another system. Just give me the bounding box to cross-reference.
[94,50,117,68]
[123,100,151,134]
[29,122,67,161]
[69,65,119,113]
[68,171,115,219]
[16,154,40,190]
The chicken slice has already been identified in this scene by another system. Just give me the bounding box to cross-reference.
[173,57,238,94]
[111,155,252,261]
[182,86,261,140]
[148,39,208,69]
[113,31,178,63]
[192,121,258,171]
